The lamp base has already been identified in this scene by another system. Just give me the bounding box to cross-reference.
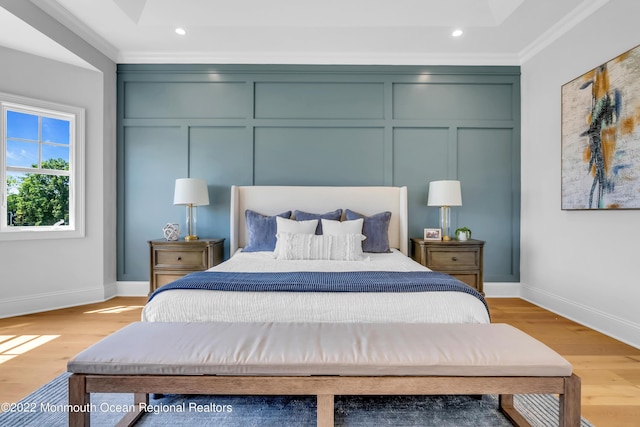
[439,205,452,242]
[184,235,199,241]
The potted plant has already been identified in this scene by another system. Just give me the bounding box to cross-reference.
[455,227,471,241]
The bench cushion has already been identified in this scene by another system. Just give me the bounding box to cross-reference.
[67,322,572,377]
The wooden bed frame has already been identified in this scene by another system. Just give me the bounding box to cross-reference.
[229,185,409,255]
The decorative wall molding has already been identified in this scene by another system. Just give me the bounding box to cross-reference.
[117,64,521,284]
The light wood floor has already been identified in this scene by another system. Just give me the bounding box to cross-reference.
[0,297,639,426]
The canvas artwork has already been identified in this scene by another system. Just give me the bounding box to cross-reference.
[561,44,640,209]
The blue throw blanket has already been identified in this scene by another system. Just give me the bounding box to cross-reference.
[149,270,489,316]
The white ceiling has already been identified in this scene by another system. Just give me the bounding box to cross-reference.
[0,0,609,68]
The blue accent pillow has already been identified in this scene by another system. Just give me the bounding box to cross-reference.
[243,210,292,252]
[345,209,392,253]
[294,209,343,235]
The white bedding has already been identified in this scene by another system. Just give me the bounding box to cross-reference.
[142,249,490,324]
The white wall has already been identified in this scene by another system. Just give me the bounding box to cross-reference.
[521,0,640,348]
[0,46,112,316]
[0,0,117,317]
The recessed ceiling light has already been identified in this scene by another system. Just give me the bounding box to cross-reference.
[452,29,463,37]
[175,28,186,36]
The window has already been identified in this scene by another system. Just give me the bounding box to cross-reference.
[1,92,84,240]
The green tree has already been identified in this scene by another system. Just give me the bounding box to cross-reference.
[7,159,69,226]
[6,175,18,226]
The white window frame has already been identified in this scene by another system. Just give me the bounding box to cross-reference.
[0,92,84,240]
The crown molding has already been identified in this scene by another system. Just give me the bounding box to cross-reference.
[30,0,119,62]
[519,0,610,64]
[119,50,522,67]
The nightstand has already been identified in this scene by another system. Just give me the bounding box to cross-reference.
[148,238,225,294]
[410,237,485,295]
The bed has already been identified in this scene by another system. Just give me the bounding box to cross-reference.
[142,185,490,324]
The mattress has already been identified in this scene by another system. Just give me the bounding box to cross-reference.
[141,249,490,324]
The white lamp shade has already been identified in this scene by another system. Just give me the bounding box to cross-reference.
[427,180,462,206]
[173,178,210,206]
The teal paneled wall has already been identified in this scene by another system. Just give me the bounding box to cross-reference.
[254,127,385,185]
[392,127,450,239]
[124,82,248,118]
[458,128,516,281]
[254,82,384,119]
[393,83,514,120]
[117,65,520,282]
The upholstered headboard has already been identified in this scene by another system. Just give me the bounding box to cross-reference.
[230,186,408,255]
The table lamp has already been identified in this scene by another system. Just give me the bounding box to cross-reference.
[427,180,462,241]
[173,178,209,240]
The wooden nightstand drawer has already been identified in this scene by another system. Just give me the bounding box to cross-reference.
[450,273,479,289]
[154,272,189,288]
[411,238,485,295]
[427,249,479,270]
[148,238,225,294]
[154,248,207,269]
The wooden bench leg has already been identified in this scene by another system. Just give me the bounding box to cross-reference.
[68,374,90,427]
[560,374,581,427]
[499,394,532,427]
[500,374,581,427]
[115,393,149,427]
[317,394,334,427]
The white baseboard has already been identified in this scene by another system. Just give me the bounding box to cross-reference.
[484,282,520,298]
[521,285,640,350]
[0,287,110,319]
[116,281,150,297]
[104,281,118,299]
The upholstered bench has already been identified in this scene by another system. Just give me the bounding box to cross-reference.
[67,322,580,427]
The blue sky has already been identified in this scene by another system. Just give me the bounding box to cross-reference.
[6,110,69,169]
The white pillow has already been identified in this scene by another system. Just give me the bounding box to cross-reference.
[276,216,318,234]
[321,218,364,235]
[275,233,366,261]
[274,217,318,256]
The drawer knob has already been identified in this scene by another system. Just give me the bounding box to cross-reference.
[451,256,458,261]
[176,256,182,261]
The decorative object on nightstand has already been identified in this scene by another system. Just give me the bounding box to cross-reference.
[162,223,180,241]
[411,237,485,295]
[173,178,209,241]
[455,226,472,241]
[148,238,224,294]
[423,228,442,241]
[427,180,462,241]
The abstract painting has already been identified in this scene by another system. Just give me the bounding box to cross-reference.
[561,44,640,209]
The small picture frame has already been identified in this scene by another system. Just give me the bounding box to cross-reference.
[424,228,442,241]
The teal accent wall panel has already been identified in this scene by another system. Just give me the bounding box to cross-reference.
[189,126,253,258]
[124,82,248,119]
[254,127,385,185]
[392,127,450,238]
[393,83,513,121]
[457,127,519,282]
[120,126,185,280]
[254,82,384,119]
[117,64,520,282]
